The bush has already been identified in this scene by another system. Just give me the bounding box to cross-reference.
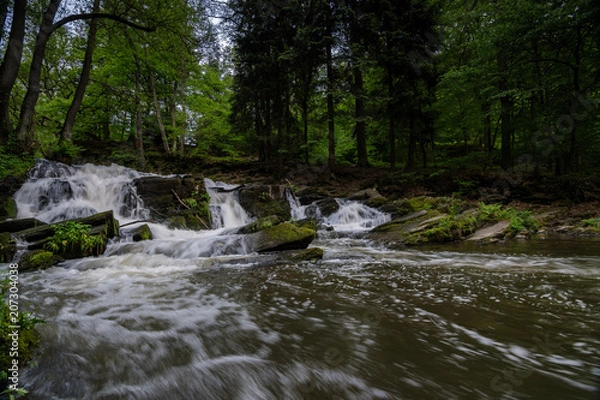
[45,221,106,256]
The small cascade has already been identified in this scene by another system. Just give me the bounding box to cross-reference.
[323,199,390,232]
[204,178,252,229]
[14,159,149,223]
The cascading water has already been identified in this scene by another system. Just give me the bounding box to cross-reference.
[14,159,149,223]
[323,199,391,232]
[4,160,599,400]
[204,178,252,229]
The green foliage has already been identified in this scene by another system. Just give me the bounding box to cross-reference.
[0,149,34,180]
[477,202,538,235]
[582,218,600,231]
[478,202,507,221]
[507,210,539,235]
[44,222,105,256]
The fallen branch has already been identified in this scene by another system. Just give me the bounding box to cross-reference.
[171,189,210,229]
[120,220,157,228]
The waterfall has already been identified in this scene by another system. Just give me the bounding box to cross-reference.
[204,178,252,229]
[323,199,391,232]
[14,159,149,223]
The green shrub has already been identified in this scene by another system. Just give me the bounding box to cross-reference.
[45,221,105,256]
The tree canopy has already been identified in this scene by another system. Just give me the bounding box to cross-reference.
[0,0,597,176]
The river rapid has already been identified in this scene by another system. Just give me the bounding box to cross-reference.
[5,161,600,399]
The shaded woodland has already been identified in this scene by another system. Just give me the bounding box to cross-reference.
[0,0,598,180]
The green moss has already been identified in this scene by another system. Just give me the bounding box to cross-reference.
[29,251,55,270]
[1,197,17,220]
[290,247,324,262]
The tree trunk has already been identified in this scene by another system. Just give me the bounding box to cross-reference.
[406,115,417,171]
[16,0,61,145]
[353,65,369,167]
[387,66,396,170]
[148,66,170,153]
[133,54,145,168]
[178,57,187,155]
[0,0,9,44]
[59,0,100,144]
[482,101,492,153]
[497,51,512,170]
[326,35,335,173]
[0,0,27,143]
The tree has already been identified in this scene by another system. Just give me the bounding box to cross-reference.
[0,0,26,143]
[5,0,155,146]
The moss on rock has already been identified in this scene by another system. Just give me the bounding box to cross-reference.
[247,221,316,252]
[19,250,61,271]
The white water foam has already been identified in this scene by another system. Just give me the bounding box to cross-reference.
[323,199,391,232]
[14,160,150,223]
[204,178,252,229]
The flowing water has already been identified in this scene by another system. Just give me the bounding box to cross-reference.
[4,161,600,399]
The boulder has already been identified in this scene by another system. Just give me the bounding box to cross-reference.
[134,174,210,229]
[121,223,153,241]
[11,211,118,258]
[0,196,17,221]
[236,215,283,234]
[236,185,293,220]
[0,232,16,263]
[19,250,62,272]
[0,218,47,233]
[245,221,316,253]
[467,220,511,243]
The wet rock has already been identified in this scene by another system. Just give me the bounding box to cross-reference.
[236,185,293,220]
[287,247,324,262]
[0,232,16,263]
[12,210,118,254]
[245,221,316,252]
[134,175,209,229]
[467,220,510,242]
[304,198,340,220]
[122,224,153,241]
[0,196,17,221]
[19,250,62,271]
[0,218,47,233]
[236,215,283,234]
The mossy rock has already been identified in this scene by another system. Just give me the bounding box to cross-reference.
[288,247,324,262]
[0,197,17,220]
[124,224,152,241]
[237,185,292,220]
[19,250,62,271]
[168,216,187,229]
[237,215,283,234]
[0,232,16,263]
[246,221,316,253]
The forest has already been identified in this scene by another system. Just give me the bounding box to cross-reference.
[0,0,598,182]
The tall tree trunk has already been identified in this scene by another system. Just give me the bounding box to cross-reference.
[406,115,417,171]
[482,101,492,153]
[326,33,335,172]
[178,57,187,156]
[0,0,9,45]
[353,65,369,167]
[147,58,170,154]
[497,51,513,170]
[133,54,144,168]
[59,0,100,144]
[387,66,396,170]
[16,0,61,145]
[0,0,27,143]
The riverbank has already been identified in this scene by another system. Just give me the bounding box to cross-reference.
[2,156,600,246]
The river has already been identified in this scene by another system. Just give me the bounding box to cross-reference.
[6,161,600,399]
